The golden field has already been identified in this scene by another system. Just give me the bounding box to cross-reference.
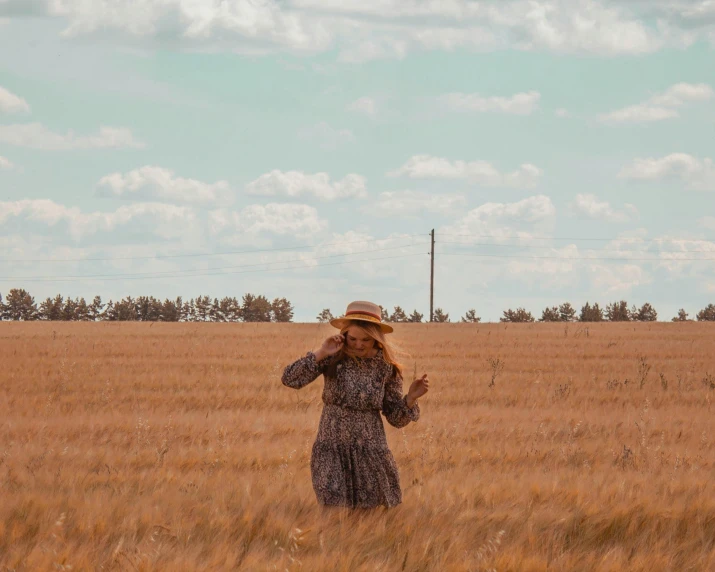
[0,321,714,571]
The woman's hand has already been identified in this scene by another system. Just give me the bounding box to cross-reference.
[407,373,430,407]
[314,334,344,362]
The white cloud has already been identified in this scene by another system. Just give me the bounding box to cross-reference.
[97,166,232,205]
[570,193,638,223]
[599,105,679,123]
[504,244,582,288]
[0,123,145,150]
[0,0,693,60]
[389,155,542,188]
[297,121,354,150]
[583,232,715,280]
[648,82,714,106]
[555,108,572,118]
[618,153,715,191]
[0,85,30,114]
[369,190,467,218]
[310,230,427,280]
[346,96,377,117]
[0,199,196,241]
[245,170,367,200]
[303,0,664,59]
[440,195,556,241]
[319,230,401,255]
[588,263,648,293]
[0,197,328,246]
[0,155,14,170]
[599,82,714,123]
[437,91,540,115]
[435,195,561,291]
[31,0,333,53]
[700,216,715,230]
[208,203,326,238]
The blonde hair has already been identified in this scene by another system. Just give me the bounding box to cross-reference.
[329,320,406,377]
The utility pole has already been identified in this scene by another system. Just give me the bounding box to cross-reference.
[430,229,435,322]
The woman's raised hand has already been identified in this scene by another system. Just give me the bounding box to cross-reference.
[315,334,344,361]
[408,373,430,402]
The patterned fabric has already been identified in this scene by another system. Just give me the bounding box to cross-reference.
[281,349,420,508]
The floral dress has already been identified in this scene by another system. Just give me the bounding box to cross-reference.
[281,348,420,508]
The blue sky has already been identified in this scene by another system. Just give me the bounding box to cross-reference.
[1,1,714,322]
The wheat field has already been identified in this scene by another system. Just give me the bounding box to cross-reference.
[0,322,714,571]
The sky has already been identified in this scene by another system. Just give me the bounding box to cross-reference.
[0,0,714,322]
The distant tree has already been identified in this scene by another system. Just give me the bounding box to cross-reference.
[629,304,639,320]
[61,296,79,321]
[208,298,222,322]
[182,299,196,322]
[540,306,561,322]
[501,307,535,323]
[239,294,256,322]
[241,293,272,322]
[39,294,64,321]
[579,302,604,322]
[407,309,424,323]
[697,303,715,321]
[160,298,181,322]
[0,292,3,321]
[317,308,334,323]
[194,295,211,322]
[134,296,148,321]
[89,296,105,321]
[605,300,631,322]
[433,308,450,322]
[102,300,116,321]
[114,297,138,321]
[461,309,481,323]
[271,297,294,322]
[541,303,576,322]
[2,288,38,321]
[136,296,162,321]
[559,303,577,322]
[380,306,389,322]
[74,297,91,321]
[389,306,408,322]
[219,296,241,322]
[672,309,690,322]
[633,302,657,322]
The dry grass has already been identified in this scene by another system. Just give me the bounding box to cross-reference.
[0,321,714,571]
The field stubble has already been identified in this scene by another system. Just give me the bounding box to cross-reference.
[0,322,714,571]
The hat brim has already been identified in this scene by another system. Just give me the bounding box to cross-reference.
[330,316,393,334]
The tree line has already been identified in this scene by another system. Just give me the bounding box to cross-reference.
[317,301,715,323]
[1,288,713,323]
[0,288,294,322]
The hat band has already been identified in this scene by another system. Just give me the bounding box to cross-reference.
[346,309,381,322]
[342,313,383,325]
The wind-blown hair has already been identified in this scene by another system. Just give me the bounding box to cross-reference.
[326,320,405,378]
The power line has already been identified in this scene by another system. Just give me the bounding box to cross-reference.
[1,233,428,263]
[438,240,715,254]
[6,243,425,280]
[439,250,715,262]
[0,251,428,284]
[438,232,715,244]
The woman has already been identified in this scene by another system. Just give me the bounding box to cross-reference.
[281,300,430,509]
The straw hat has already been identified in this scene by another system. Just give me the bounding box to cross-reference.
[330,300,394,334]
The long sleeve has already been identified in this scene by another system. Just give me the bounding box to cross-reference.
[281,351,333,390]
[381,366,420,428]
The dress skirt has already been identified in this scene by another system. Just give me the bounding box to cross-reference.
[311,403,403,508]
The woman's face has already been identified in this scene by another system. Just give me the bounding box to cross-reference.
[344,325,376,356]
